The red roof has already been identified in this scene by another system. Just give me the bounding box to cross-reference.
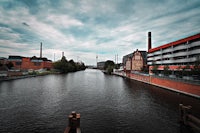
[148,33,200,53]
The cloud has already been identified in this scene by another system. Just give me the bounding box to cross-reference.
[22,22,30,27]
[0,0,200,65]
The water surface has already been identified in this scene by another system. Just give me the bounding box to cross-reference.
[0,69,199,133]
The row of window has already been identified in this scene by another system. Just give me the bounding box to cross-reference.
[15,62,41,66]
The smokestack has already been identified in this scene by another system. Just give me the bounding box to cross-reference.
[62,52,64,57]
[40,42,42,58]
[148,32,152,50]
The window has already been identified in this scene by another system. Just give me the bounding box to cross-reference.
[34,62,41,66]
[15,62,21,66]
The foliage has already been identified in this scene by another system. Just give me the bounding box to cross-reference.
[152,65,159,75]
[106,66,114,74]
[53,56,86,73]
[103,60,115,74]
[141,66,149,73]
[191,56,200,75]
[115,63,120,69]
[163,65,170,76]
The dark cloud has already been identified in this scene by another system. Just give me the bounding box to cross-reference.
[22,22,29,27]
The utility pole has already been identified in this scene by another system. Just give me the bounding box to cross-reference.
[115,55,116,64]
[96,55,98,67]
[117,54,118,64]
[40,42,42,58]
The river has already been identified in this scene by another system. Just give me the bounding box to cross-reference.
[0,69,199,133]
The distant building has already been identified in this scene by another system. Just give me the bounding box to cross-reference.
[123,53,133,71]
[123,50,147,71]
[97,61,106,69]
[8,55,53,70]
[0,57,7,65]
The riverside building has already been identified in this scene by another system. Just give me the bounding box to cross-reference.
[147,32,200,79]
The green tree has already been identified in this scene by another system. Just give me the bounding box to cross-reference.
[53,56,69,73]
[104,60,115,70]
[152,65,159,75]
[163,65,170,76]
[192,56,200,75]
[53,56,86,73]
[104,60,115,74]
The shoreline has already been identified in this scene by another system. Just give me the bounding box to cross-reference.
[0,75,37,82]
[113,71,200,99]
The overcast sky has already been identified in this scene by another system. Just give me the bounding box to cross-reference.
[0,0,200,65]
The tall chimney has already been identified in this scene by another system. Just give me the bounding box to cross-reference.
[62,52,64,57]
[40,42,42,58]
[148,32,152,50]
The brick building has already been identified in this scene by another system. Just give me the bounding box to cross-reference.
[8,55,53,70]
[123,50,147,71]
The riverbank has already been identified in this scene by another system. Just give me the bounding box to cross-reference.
[0,71,60,82]
[0,75,36,82]
[113,71,200,99]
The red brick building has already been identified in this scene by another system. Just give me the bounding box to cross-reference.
[8,56,53,70]
[123,50,147,71]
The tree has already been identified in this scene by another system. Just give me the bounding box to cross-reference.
[53,56,69,73]
[163,65,170,76]
[104,60,115,70]
[192,56,200,75]
[53,56,86,73]
[104,60,115,74]
[152,65,159,75]
[141,65,149,73]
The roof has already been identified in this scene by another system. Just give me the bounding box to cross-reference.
[123,53,133,64]
[8,55,23,60]
[30,56,52,62]
[0,57,7,60]
[148,33,200,53]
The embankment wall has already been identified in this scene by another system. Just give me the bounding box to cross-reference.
[114,72,200,98]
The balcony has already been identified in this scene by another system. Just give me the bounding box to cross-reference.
[162,60,174,64]
[173,51,188,57]
[162,48,173,53]
[188,49,200,55]
[189,41,200,48]
[173,57,196,63]
[162,54,173,59]
[147,53,154,57]
[153,51,162,56]
[173,44,188,51]
[147,62,152,65]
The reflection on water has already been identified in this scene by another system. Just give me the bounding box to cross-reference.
[0,69,199,133]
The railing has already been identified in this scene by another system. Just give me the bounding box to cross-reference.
[64,111,81,133]
[179,104,200,132]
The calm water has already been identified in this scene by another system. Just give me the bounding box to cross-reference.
[0,69,199,133]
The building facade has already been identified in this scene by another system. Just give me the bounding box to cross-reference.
[8,56,53,70]
[97,61,106,69]
[123,50,147,71]
[147,33,200,78]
